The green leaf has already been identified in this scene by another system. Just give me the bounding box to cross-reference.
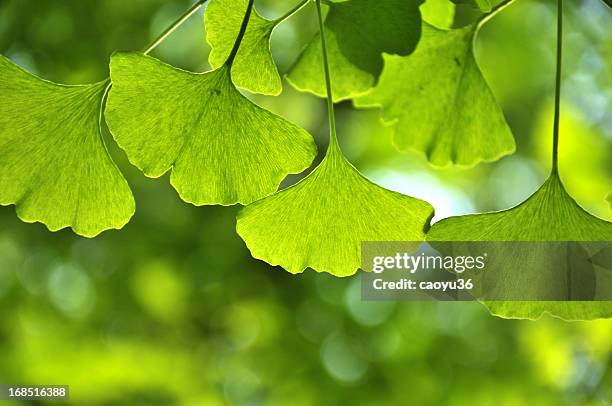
[421,0,455,29]
[451,0,491,11]
[355,23,515,167]
[205,0,281,95]
[0,55,134,237]
[237,144,434,277]
[601,0,612,9]
[106,52,316,206]
[287,0,424,102]
[428,173,612,320]
[607,192,612,209]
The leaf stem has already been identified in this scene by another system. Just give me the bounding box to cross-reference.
[477,0,515,27]
[275,0,311,24]
[143,0,209,55]
[552,0,563,174]
[225,0,255,67]
[315,0,339,152]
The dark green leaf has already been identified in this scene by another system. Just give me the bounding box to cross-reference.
[287,0,424,102]
[355,23,515,167]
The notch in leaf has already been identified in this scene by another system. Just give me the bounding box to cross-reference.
[106,0,317,206]
[355,4,516,167]
[206,0,310,96]
[287,0,424,102]
[0,55,135,237]
[427,0,612,321]
[237,0,434,277]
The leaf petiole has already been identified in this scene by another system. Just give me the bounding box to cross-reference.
[552,0,563,174]
[477,0,515,27]
[103,2,209,142]
[275,0,312,24]
[143,0,209,55]
[315,0,340,152]
[224,0,255,68]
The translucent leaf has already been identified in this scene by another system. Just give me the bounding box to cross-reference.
[106,53,316,206]
[237,143,434,277]
[206,0,280,95]
[0,55,134,237]
[355,23,515,167]
[421,0,455,29]
[287,0,424,102]
[608,192,612,209]
[451,0,491,11]
[428,173,612,320]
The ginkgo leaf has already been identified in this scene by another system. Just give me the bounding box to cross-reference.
[105,52,316,206]
[287,0,424,102]
[421,0,455,29]
[0,55,135,237]
[206,0,280,95]
[607,192,612,209]
[355,23,515,167]
[428,173,612,320]
[236,143,434,277]
[451,0,491,11]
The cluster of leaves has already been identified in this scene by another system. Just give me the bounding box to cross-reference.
[1,0,611,321]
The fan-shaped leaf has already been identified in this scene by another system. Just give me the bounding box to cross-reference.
[0,55,134,237]
[428,173,612,320]
[206,0,280,95]
[287,0,424,102]
[355,23,515,167]
[237,143,434,277]
[106,52,316,206]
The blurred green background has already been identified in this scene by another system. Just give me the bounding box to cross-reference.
[1,0,611,404]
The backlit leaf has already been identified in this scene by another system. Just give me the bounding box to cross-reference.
[287,0,424,102]
[355,23,515,167]
[451,0,491,11]
[237,143,434,277]
[206,0,280,95]
[106,52,316,206]
[428,173,612,320]
[0,55,134,237]
[421,0,455,29]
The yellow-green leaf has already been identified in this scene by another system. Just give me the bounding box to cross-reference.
[355,23,515,167]
[206,0,280,95]
[287,0,424,102]
[421,0,455,29]
[428,173,612,320]
[0,55,134,237]
[451,0,491,11]
[106,52,316,206]
[237,143,434,277]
